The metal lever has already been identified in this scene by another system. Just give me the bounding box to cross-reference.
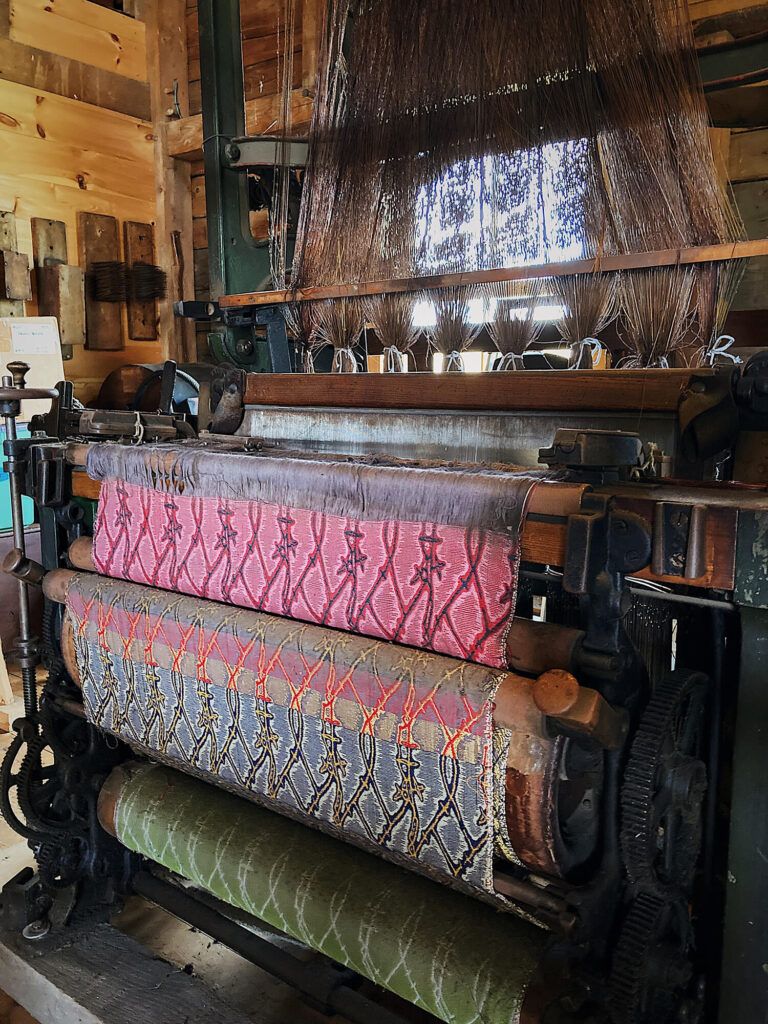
[0,361,51,721]
[2,549,45,586]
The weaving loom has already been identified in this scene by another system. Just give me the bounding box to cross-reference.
[1,0,767,1019]
[3,360,768,1024]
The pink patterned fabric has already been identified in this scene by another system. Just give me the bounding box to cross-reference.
[92,478,521,668]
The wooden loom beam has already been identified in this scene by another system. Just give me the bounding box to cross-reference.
[218,238,768,309]
[243,368,713,413]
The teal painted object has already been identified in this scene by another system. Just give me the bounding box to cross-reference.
[0,425,34,531]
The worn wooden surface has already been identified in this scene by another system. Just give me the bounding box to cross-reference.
[243,369,708,412]
[123,220,157,340]
[31,219,84,352]
[0,212,16,251]
[30,219,67,268]
[9,0,147,83]
[220,239,768,309]
[0,924,254,1024]
[78,212,123,351]
[732,180,768,313]
[36,265,85,351]
[142,0,195,362]
[0,251,30,302]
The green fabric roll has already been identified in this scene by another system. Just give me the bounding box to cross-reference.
[112,763,548,1024]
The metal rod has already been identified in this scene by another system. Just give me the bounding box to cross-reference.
[2,375,37,718]
[521,569,737,612]
[133,871,409,1024]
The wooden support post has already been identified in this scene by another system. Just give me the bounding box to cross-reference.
[138,0,196,363]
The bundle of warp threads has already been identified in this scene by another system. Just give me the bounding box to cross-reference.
[67,575,584,903]
[488,279,548,370]
[366,294,421,372]
[287,0,744,368]
[86,441,547,668]
[101,762,549,1024]
[313,297,364,372]
[425,288,483,372]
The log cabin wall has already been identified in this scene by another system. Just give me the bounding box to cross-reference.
[0,0,170,402]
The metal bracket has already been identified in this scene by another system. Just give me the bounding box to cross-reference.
[224,137,308,170]
[651,502,708,580]
[539,428,643,483]
[564,492,651,661]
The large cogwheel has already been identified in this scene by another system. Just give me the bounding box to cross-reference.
[620,670,708,896]
[609,894,697,1024]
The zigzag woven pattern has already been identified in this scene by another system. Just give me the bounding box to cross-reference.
[91,475,524,669]
[69,573,512,894]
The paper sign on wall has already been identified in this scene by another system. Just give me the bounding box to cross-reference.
[9,319,60,356]
[0,317,64,419]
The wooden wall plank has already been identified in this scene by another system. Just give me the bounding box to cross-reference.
[689,0,766,20]
[0,131,154,203]
[730,129,768,184]
[79,211,124,351]
[733,180,768,311]
[0,0,149,118]
[0,78,153,164]
[0,36,149,120]
[141,0,196,362]
[10,0,147,83]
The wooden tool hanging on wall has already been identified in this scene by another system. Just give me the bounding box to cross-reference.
[0,212,32,318]
[31,218,86,362]
[78,212,124,352]
[124,221,163,341]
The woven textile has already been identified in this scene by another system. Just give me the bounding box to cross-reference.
[69,574,516,895]
[109,762,547,1024]
[88,444,540,669]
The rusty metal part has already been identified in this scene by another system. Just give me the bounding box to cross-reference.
[533,670,629,751]
[68,537,96,573]
[495,671,604,878]
[42,568,77,606]
[651,501,708,580]
[60,611,81,688]
[531,669,580,715]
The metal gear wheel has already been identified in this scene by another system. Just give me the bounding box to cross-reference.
[609,894,696,1024]
[620,670,708,896]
